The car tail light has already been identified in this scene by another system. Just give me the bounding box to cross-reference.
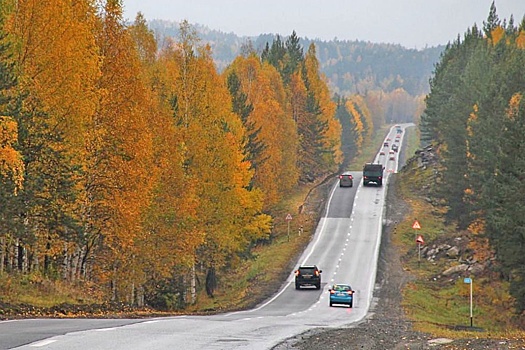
[339,175,343,179]
[315,270,320,276]
[330,290,336,294]
[295,270,300,276]
[348,290,353,295]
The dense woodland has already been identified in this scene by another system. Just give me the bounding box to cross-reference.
[0,0,386,309]
[421,4,525,314]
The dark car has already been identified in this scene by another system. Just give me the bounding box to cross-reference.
[391,144,399,152]
[295,265,322,289]
[329,283,354,307]
[363,163,384,186]
[339,172,353,187]
[383,142,389,147]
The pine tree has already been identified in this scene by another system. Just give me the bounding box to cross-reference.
[226,70,267,178]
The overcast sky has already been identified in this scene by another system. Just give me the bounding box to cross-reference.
[122,0,524,49]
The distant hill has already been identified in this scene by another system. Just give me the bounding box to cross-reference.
[147,19,444,97]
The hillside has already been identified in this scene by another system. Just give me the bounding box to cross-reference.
[146,19,444,97]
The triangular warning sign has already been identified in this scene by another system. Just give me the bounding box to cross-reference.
[412,220,421,229]
[416,235,425,244]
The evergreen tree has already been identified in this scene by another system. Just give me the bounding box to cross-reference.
[226,71,267,180]
[483,1,500,39]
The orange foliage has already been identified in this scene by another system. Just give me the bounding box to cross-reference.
[490,26,505,46]
[0,116,24,192]
[517,30,525,49]
[226,55,298,207]
[506,93,522,121]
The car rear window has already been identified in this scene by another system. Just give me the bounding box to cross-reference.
[299,267,315,273]
[334,285,351,291]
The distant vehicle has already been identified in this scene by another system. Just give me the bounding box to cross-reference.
[339,172,353,187]
[395,138,400,143]
[396,125,402,133]
[383,142,389,147]
[391,144,399,152]
[329,283,354,307]
[363,163,384,186]
[295,265,322,290]
[389,150,396,161]
[380,150,385,155]
[396,134,401,138]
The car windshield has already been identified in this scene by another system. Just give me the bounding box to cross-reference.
[333,284,351,291]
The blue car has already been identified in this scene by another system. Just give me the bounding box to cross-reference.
[329,283,354,307]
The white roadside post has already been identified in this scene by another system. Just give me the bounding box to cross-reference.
[286,213,292,242]
[464,277,473,327]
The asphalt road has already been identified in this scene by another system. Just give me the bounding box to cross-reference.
[1,126,407,350]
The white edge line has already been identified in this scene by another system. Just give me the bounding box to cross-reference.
[226,181,340,316]
[30,340,57,347]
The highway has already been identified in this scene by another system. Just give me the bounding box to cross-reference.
[1,125,407,350]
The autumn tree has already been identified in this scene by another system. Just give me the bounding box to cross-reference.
[159,21,271,301]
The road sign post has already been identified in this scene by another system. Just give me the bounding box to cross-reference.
[416,234,424,267]
[464,277,473,327]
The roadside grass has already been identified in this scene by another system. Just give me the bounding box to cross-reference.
[0,273,101,308]
[396,127,525,340]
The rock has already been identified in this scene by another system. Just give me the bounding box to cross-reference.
[442,264,469,276]
[438,243,451,251]
[428,338,454,345]
[446,246,460,258]
[468,263,485,275]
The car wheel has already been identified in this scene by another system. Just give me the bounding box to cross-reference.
[316,283,320,290]
[295,283,300,290]
[349,301,353,308]
[329,301,333,307]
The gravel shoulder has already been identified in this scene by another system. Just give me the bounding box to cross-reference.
[274,174,525,350]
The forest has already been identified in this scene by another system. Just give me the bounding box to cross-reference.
[421,4,525,314]
[3,0,525,320]
[0,0,385,309]
[148,19,439,124]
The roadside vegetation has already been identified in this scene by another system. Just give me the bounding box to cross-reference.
[394,126,525,340]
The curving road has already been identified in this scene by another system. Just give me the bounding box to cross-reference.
[1,125,408,350]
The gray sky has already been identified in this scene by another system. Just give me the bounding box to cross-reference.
[122,0,524,49]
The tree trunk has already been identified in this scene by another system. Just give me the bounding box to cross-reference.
[0,236,5,274]
[62,243,69,280]
[205,266,217,298]
[191,263,196,304]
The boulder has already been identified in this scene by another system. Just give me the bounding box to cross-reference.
[446,246,460,258]
[442,264,469,276]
